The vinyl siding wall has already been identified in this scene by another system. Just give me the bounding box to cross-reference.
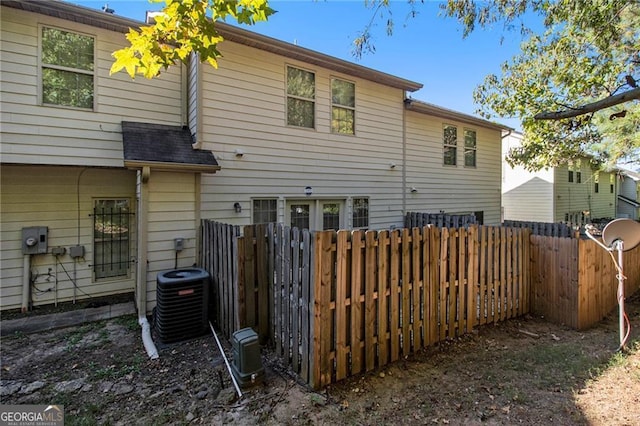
[144,171,200,312]
[0,165,136,310]
[501,134,555,222]
[405,111,502,225]
[198,40,406,229]
[0,6,184,167]
[618,175,640,219]
[553,163,617,222]
[589,170,617,219]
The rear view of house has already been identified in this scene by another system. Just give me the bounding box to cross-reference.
[1,0,508,316]
[1,1,216,314]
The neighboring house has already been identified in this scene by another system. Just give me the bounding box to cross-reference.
[618,169,640,220]
[502,132,618,224]
[1,0,508,314]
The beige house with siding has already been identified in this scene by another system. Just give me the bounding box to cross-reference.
[618,169,640,220]
[502,132,618,224]
[1,0,507,315]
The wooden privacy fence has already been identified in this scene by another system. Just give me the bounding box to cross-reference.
[239,223,315,384]
[530,236,640,329]
[405,212,478,229]
[503,220,577,237]
[200,221,531,389]
[200,220,241,338]
[312,225,530,388]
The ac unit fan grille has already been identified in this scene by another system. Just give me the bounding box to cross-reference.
[155,269,210,344]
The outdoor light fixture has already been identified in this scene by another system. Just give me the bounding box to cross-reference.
[233,202,242,213]
[389,162,396,169]
[585,218,640,351]
[410,187,418,193]
[304,186,313,196]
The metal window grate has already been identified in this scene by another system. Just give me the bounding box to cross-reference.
[93,200,133,279]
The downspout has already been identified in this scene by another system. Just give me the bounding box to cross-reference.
[402,94,408,215]
[137,166,158,359]
[21,255,31,313]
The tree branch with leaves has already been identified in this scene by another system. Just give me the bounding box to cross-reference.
[443,0,640,170]
[110,0,275,78]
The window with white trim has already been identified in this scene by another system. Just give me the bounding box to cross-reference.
[443,124,457,166]
[41,26,94,109]
[253,199,277,224]
[286,66,315,128]
[331,78,355,134]
[352,197,369,229]
[464,129,477,167]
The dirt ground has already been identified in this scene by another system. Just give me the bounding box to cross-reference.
[2,294,640,425]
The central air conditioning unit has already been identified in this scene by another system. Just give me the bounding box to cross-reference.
[154,268,210,344]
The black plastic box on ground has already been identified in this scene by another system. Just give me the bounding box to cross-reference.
[231,328,264,388]
[155,268,210,344]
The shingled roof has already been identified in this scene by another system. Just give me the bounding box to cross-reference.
[122,122,220,173]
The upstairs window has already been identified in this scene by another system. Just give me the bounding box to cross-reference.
[464,129,477,167]
[568,170,574,183]
[41,26,94,109]
[331,78,355,134]
[286,66,315,128]
[610,174,615,193]
[352,197,369,229]
[443,125,457,166]
[576,171,582,183]
[594,172,599,193]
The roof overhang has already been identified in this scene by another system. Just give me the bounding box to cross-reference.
[121,121,220,174]
[123,160,220,173]
[405,99,511,132]
[4,0,423,92]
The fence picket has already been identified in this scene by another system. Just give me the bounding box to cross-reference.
[412,227,422,350]
[439,228,449,341]
[365,231,378,371]
[457,227,466,336]
[350,230,365,376]
[291,227,301,373]
[466,226,477,331]
[283,226,292,366]
[376,231,389,368]
[335,230,349,381]
[389,230,401,362]
[274,225,283,356]
[448,229,457,338]
[429,226,440,344]
[301,229,312,382]
[401,229,411,357]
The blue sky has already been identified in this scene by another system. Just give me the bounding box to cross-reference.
[75,0,536,130]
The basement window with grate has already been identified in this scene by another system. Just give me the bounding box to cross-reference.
[93,199,132,279]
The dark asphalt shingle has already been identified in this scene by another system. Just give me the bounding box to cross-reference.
[122,121,219,170]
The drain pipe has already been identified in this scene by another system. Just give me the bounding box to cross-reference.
[21,254,31,313]
[137,166,158,360]
[139,317,159,359]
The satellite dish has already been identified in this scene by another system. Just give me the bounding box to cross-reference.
[602,218,640,251]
